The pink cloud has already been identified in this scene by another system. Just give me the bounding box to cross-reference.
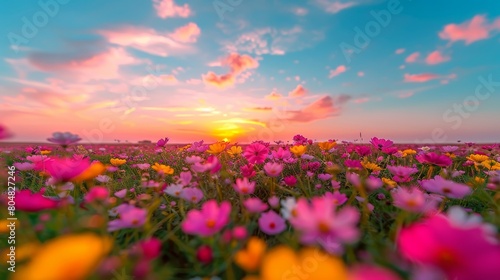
[425,50,450,65]
[405,52,420,63]
[153,0,192,19]
[289,85,308,98]
[285,95,350,122]
[98,25,197,57]
[265,91,283,100]
[403,73,440,83]
[170,23,201,43]
[395,48,405,55]
[314,0,359,14]
[292,7,308,16]
[439,15,500,45]
[328,65,346,78]
[357,71,364,77]
[202,53,259,88]
[353,97,370,103]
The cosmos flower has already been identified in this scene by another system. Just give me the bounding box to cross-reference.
[5,190,59,212]
[156,137,169,147]
[47,132,81,147]
[234,177,256,195]
[108,205,148,232]
[180,187,204,204]
[271,147,292,161]
[391,187,438,214]
[370,137,394,150]
[110,158,127,166]
[234,237,267,272]
[0,124,13,140]
[206,142,227,154]
[152,163,174,175]
[263,162,284,177]
[164,184,183,197]
[318,141,337,151]
[227,145,242,156]
[36,157,91,183]
[240,163,256,178]
[181,200,231,237]
[243,197,269,213]
[290,145,307,157]
[420,176,472,199]
[283,175,297,187]
[387,165,419,183]
[258,211,286,235]
[243,142,269,164]
[416,152,453,167]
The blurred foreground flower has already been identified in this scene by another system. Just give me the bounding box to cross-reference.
[47,132,81,147]
[13,233,112,280]
[181,199,231,237]
[0,124,13,140]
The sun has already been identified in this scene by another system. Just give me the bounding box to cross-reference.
[222,138,230,142]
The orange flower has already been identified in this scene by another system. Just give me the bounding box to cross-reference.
[290,145,307,157]
[234,237,267,272]
[152,163,174,175]
[207,142,227,154]
[318,141,337,151]
[110,158,126,166]
[72,162,106,182]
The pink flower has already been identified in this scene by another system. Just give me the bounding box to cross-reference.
[114,189,128,198]
[268,195,280,208]
[398,214,500,280]
[243,142,269,164]
[36,157,91,183]
[181,200,231,237]
[420,176,472,199]
[289,197,360,253]
[232,226,247,240]
[0,124,12,140]
[355,146,372,157]
[243,197,269,213]
[271,147,292,160]
[134,238,162,260]
[263,162,283,177]
[387,165,419,183]
[324,191,348,206]
[318,173,333,181]
[180,187,204,204]
[47,132,81,146]
[391,187,438,214]
[84,186,109,204]
[240,163,256,178]
[5,190,59,212]
[13,162,35,171]
[108,205,148,231]
[179,171,192,186]
[283,175,297,187]
[156,137,169,147]
[345,159,363,169]
[366,176,383,191]
[370,137,394,150]
[350,265,401,280]
[416,152,453,167]
[258,211,286,235]
[234,177,256,195]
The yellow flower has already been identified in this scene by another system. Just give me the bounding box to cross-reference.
[445,152,457,159]
[402,149,417,156]
[467,154,489,163]
[178,144,191,151]
[382,177,397,188]
[207,142,227,154]
[234,237,267,272]
[318,141,337,151]
[260,246,348,280]
[13,233,112,280]
[0,219,17,234]
[72,162,106,182]
[110,158,127,166]
[152,163,174,175]
[2,242,39,263]
[290,145,307,157]
[362,161,382,172]
[40,150,51,155]
[481,160,500,170]
[227,145,243,156]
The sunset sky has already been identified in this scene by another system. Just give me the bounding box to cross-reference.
[1,0,500,144]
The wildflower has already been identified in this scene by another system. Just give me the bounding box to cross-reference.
[370,137,394,150]
[232,226,248,240]
[135,163,151,170]
[179,171,192,186]
[36,157,90,183]
[13,162,35,171]
[180,187,204,204]
[289,197,360,253]
[243,197,269,213]
[12,233,111,280]
[135,238,162,260]
[324,191,348,206]
[416,152,453,167]
[391,187,438,214]
[6,190,59,212]
[108,205,147,231]
[186,155,203,164]
[290,145,307,157]
[72,161,106,183]
[387,165,419,183]
[481,160,500,170]
[0,124,12,139]
[382,177,398,188]
[152,163,174,175]
[318,141,337,151]
[271,147,292,160]
[344,159,363,169]
[467,154,489,163]
[156,137,169,147]
[47,132,81,147]
[420,175,472,199]
[243,142,269,164]
[114,189,128,198]
[84,187,109,204]
[402,148,417,156]
[234,237,267,272]
[196,245,213,265]
[361,161,382,172]
[110,158,126,166]
[181,200,231,237]
[234,177,256,195]
[283,175,297,187]
[40,150,51,155]
[227,145,242,156]
[280,197,297,220]
[263,162,284,177]
[258,211,286,235]
[355,146,372,156]
[318,173,333,181]
[164,184,184,197]
[268,196,280,208]
[260,246,348,280]
[398,214,500,280]
[350,265,401,280]
[366,176,383,191]
[241,163,257,178]
[207,142,227,154]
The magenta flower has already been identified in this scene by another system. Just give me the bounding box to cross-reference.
[263,162,284,177]
[318,173,333,181]
[179,171,192,186]
[243,197,269,213]
[108,205,148,232]
[180,187,204,204]
[350,265,401,280]
[156,137,169,147]
[289,197,360,253]
[420,176,472,199]
[416,152,453,167]
[240,163,256,178]
[5,190,59,212]
[243,142,269,164]
[387,165,419,183]
[135,238,162,260]
[181,200,231,237]
[283,175,297,187]
[0,125,12,140]
[13,162,35,171]
[233,177,256,195]
[324,191,348,206]
[391,187,438,214]
[258,211,286,235]
[271,147,292,160]
[355,146,372,157]
[36,157,91,183]
[344,159,363,169]
[47,132,81,147]
[398,214,500,280]
[370,137,394,150]
[84,186,109,204]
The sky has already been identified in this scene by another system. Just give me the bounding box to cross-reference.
[1,0,500,144]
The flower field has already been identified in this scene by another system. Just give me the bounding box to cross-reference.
[1,133,500,280]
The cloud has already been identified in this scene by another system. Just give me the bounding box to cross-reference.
[405,52,420,63]
[265,91,283,100]
[284,95,350,122]
[153,0,192,19]
[328,65,347,78]
[395,48,405,54]
[225,26,324,56]
[425,50,450,65]
[98,24,199,57]
[439,15,500,45]
[289,85,308,98]
[357,71,364,77]
[202,53,259,88]
[403,73,440,83]
[292,7,309,16]
[313,0,359,14]
[169,23,201,43]
[244,107,273,112]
